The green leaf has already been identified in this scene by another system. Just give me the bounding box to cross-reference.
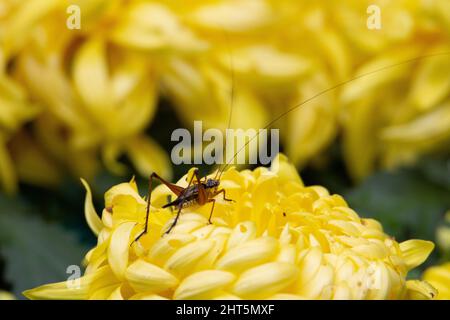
[345,167,449,243]
[417,157,450,190]
[0,196,89,299]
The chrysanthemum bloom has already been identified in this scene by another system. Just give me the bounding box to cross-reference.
[24,155,436,300]
[423,262,450,300]
[293,0,450,180]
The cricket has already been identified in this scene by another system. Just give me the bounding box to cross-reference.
[133,51,450,244]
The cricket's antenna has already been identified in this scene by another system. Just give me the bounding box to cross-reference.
[215,30,235,180]
[217,51,450,175]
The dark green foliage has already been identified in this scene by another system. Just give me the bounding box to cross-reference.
[0,195,89,298]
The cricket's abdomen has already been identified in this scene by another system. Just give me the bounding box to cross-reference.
[163,186,200,209]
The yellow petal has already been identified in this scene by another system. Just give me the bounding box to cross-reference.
[285,71,337,167]
[189,0,272,32]
[125,135,172,180]
[148,233,196,266]
[380,102,450,143]
[297,265,334,299]
[228,45,310,84]
[108,222,136,279]
[341,49,416,104]
[409,47,450,111]
[125,260,179,293]
[0,291,15,300]
[1,0,60,57]
[405,280,437,300]
[108,286,124,300]
[422,263,450,300]
[111,194,146,226]
[266,293,307,300]
[216,237,278,273]
[104,181,146,209]
[232,262,299,298]
[399,240,434,271]
[226,222,257,250]
[129,293,169,300]
[81,179,103,236]
[164,240,215,277]
[270,154,302,185]
[111,72,157,139]
[73,37,111,112]
[111,3,206,52]
[23,273,95,300]
[174,270,236,300]
[296,247,323,286]
[341,97,377,181]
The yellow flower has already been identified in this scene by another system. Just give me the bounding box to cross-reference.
[1,0,174,192]
[1,0,449,190]
[436,210,450,252]
[0,291,15,300]
[423,263,450,300]
[320,0,450,180]
[24,155,436,300]
[0,75,51,193]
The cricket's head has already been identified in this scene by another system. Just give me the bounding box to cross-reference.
[205,178,220,190]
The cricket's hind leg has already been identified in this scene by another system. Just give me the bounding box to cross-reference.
[165,204,183,234]
[164,170,200,235]
[132,172,167,244]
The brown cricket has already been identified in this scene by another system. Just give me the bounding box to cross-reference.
[134,169,233,242]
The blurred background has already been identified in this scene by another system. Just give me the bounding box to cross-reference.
[0,0,449,298]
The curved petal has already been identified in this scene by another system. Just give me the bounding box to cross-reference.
[174,270,236,300]
[23,273,95,300]
[409,46,450,110]
[270,153,302,185]
[73,37,111,114]
[125,135,173,180]
[400,240,434,271]
[108,222,136,280]
[81,178,103,236]
[125,260,179,293]
[231,262,299,298]
[405,280,437,300]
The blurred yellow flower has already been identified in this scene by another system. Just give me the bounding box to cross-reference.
[0,0,449,191]
[0,290,15,300]
[0,75,45,193]
[423,262,450,300]
[24,155,436,300]
[436,210,450,252]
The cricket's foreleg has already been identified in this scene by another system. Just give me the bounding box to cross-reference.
[207,199,216,224]
[215,189,234,202]
[208,189,234,224]
[167,195,173,212]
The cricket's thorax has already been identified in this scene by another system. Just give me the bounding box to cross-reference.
[164,183,218,209]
